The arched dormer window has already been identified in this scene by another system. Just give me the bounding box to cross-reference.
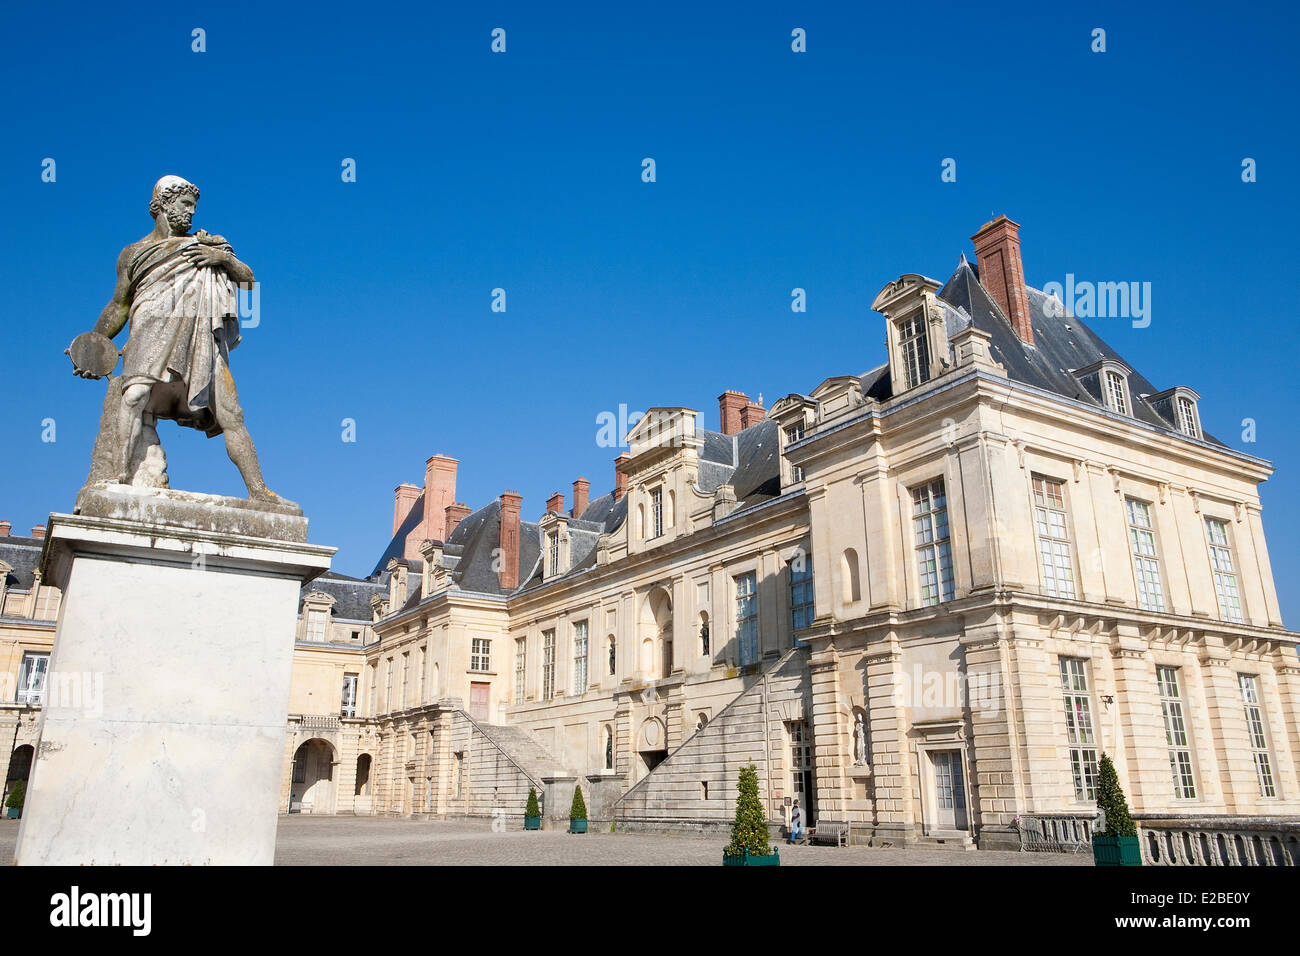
[1074,359,1133,416]
[1149,386,1203,440]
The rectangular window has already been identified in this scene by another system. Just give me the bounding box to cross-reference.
[735,572,759,665]
[1239,674,1276,798]
[341,673,358,718]
[548,533,559,574]
[785,424,805,482]
[306,609,327,643]
[898,314,930,389]
[542,630,556,700]
[790,560,815,633]
[1059,658,1099,802]
[1176,396,1200,438]
[470,638,491,672]
[912,479,954,606]
[368,664,377,717]
[572,620,589,695]
[16,652,48,705]
[1105,371,1128,414]
[1156,666,1196,799]
[1125,498,1165,612]
[1205,518,1244,623]
[513,637,527,704]
[384,657,394,713]
[401,652,410,708]
[1032,475,1076,599]
[651,488,664,538]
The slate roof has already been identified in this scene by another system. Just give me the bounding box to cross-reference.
[935,257,1224,445]
[301,571,386,623]
[0,536,44,592]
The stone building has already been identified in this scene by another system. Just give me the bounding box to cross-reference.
[5,215,1299,861]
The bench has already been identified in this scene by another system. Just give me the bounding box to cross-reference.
[809,821,849,847]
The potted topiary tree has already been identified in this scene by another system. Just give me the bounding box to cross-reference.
[524,787,542,830]
[1092,752,1141,866]
[569,785,588,834]
[5,780,25,820]
[723,764,779,866]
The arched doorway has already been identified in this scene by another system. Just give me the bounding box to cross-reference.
[354,754,372,796]
[290,739,336,814]
[639,587,673,679]
[3,744,33,808]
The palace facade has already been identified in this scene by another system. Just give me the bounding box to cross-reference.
[6,215,1299,860]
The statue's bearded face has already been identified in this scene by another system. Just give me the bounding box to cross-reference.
[163,193,196,234]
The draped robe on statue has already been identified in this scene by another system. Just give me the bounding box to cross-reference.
[121,235,241,437]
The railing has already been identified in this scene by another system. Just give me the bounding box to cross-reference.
[1135,815,1300,866]
[1015,813,1100,853]
[296,715,341,732]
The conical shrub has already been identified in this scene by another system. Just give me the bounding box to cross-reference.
[725,764,770,857]
[570,785,588,821]
[525,787,540,818]
[1096,753,1136,837]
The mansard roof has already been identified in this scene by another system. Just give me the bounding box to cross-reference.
[935,258,1225,446]
[0,535,43,591]
[300,571,386,622]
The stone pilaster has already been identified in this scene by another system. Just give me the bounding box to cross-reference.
[808,647,849,823]
[1108,631,1166,812]
[863,638,915,843]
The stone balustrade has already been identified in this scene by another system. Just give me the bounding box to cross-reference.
[1135,815,1300,866]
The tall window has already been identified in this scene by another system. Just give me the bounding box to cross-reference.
[401,652,410,708]
[785,423,805,482]
[541,630,556,700]
[1205,518,1244,623]
[369,664,378,717]
[1175,396,1200,438]
[1032,476,1076,598]
[16,652,48,705]
[572,620,589,695]
[341,673,358,718]
[650,488,664,538]
[471,638,491,672]
[1104,370,1128,414]
[1157,666,1196,799]
[1125,498,1165,612]
[790,560,815,632]
[306,608,328,643]
[898,313,930,389]
[548,533,559,575]
[735,571,759,665]
[1059,658,1099,801]
[384,657,394,713]
[513,637,527,703]
[912,479,954,606]
[1239,674,1276,798]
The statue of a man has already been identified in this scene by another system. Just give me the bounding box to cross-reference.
[71,175,293,510]
[853,711,868,765]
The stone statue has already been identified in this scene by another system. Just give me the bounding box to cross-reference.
[69,175,297,513]
[853,711,868,765]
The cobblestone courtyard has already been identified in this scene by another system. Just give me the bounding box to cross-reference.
[1,816,1093,865]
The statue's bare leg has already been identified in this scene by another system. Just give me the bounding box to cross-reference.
[117,383,152,483]
[210,354,273,500]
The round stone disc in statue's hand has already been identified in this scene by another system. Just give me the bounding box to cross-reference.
[67,331,119,379]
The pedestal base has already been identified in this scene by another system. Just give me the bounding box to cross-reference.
[13,510,333,865]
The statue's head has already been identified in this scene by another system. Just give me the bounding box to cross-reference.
[149,175,200,234]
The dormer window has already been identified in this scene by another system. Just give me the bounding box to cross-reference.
[1104,370,1128,414]
[650,487,664,538]
[785,423,805,482]
[548,531,559,574]
[898,313,931,389]
[1176,395,1200,438]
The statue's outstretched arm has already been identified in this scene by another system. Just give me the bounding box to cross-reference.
[92,246,134,339]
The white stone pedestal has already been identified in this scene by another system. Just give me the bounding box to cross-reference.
[13,506,333,865]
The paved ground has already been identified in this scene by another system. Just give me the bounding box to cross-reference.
[0,815,1093,865]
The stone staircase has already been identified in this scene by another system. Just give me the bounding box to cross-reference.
[470,719,565,790]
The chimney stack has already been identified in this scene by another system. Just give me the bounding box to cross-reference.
[420,454,459,542]
[614,454,631,500]
[498,492,522,590]
[971,215,1033,346]
[393,483,421,536]
[444,502,472,539]
[30,525,46,540]
[0,521,9,537]
[719,390,765,435]
[572,477,590,518]
[546,492,565,515]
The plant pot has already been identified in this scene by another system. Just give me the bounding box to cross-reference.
[722,848,781,867]
[5,807,20,820]
[1092,834,1142,866]
[524,815,541,831]
[569,818,588,834]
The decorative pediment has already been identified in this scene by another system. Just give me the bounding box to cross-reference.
[626,407,698,457]
[871,274,942,316]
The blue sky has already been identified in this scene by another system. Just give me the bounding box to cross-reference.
[2,1,1298,620]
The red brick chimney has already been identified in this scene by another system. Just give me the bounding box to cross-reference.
[572,477,590,518]
[498,491,522,590]
[546,492,565,515]
[719,391,749,435]
[614,454,631,500]
[0,521,9,537]
[972,215,1033,346]
[30,525,46,539]
[444,502,472,539]
[393,483,421,536]
[740,398,765,429]
[421,454,459,542]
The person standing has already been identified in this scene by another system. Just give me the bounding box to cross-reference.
[789,799,803,844]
